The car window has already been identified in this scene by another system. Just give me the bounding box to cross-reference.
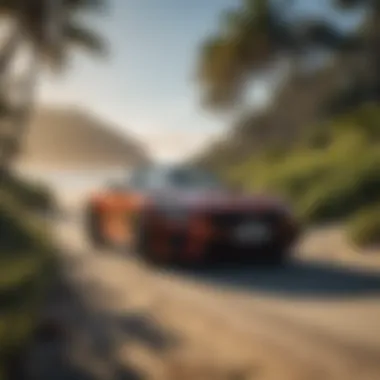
[165,168,223,190]
[129,166,223,191]
[129,168,149,190]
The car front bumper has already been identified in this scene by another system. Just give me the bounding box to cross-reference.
[150,214,300,264]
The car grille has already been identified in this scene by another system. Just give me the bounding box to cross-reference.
[199,210,284,260]
[205,210,282,231]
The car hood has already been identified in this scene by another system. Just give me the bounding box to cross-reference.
[154,188,289,213]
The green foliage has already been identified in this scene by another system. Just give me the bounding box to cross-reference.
[197,0,365,110]
[0,0,107,71]
[221,105,380,227]
[347,204,380,248]
[197,0,295,109]
[0,189,54,253]
[295,148,379,222]
[2,172,56,213]
[0,180,56,375]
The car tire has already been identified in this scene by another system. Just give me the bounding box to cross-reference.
[133,216,173,267]
[133,216,148,259]
[133,215,155,264]
[262,249,288,267]
[85,204,108,250]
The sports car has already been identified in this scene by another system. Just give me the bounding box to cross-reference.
[85,164,299,266]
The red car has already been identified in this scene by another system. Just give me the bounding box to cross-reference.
[85,165,299,266]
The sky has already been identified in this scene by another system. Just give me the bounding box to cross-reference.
[38,0,363,162]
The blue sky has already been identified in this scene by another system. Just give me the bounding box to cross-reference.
[39,0,362,161]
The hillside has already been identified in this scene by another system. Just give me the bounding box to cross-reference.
[16,107,151,169]
[194,63,345,170]
[194,101,380,247]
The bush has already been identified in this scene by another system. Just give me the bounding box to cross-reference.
[1,171,56,213]
[0,188,56,376]
[296,153,380,223]
[260,153,333,198]
[218,103,380,235]
[347,204,380,248]
[0,190,54,253]
[227,134,380,225]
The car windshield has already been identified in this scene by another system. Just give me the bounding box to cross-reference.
[165,168,224,190]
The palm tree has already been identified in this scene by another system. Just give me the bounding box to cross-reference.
[328,0,380,110]
[196,0,364,112]
[0,0,105,77]
[0,0,107,168]
[197,0,293,110]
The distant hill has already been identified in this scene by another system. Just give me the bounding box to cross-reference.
[16,107,152,169]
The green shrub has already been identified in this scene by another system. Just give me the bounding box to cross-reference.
[347,204,380,248]
[0,189,56,374]
[0,190,54,255]
[296,151,380,223]
[296,176,349,223]
[227,136,380,224]
[261,155,332,199]
[221,103,380,229]
[1,171,56,213]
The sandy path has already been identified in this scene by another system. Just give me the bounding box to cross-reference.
[28,199,380,380]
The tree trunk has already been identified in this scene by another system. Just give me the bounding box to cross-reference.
[0,27,23,179]
[0,26,23,85]
[17,45,39,134]
[0,46,39,172]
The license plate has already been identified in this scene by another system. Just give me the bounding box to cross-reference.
[233,222,270,243]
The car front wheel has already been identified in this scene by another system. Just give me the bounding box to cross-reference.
[261,248,290,267]
[85,204,108,250]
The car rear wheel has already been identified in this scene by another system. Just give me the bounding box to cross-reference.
[85,204,108,250]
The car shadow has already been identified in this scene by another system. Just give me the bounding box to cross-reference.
[171,257,380,299]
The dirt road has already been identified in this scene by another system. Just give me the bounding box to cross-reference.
[37,198,380,380]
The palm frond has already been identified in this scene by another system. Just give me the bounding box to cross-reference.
[300,21,363,51]
[333,0,364,9]
[64,21,107,56]
[63,0,107,14]
[32,18,107,73]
